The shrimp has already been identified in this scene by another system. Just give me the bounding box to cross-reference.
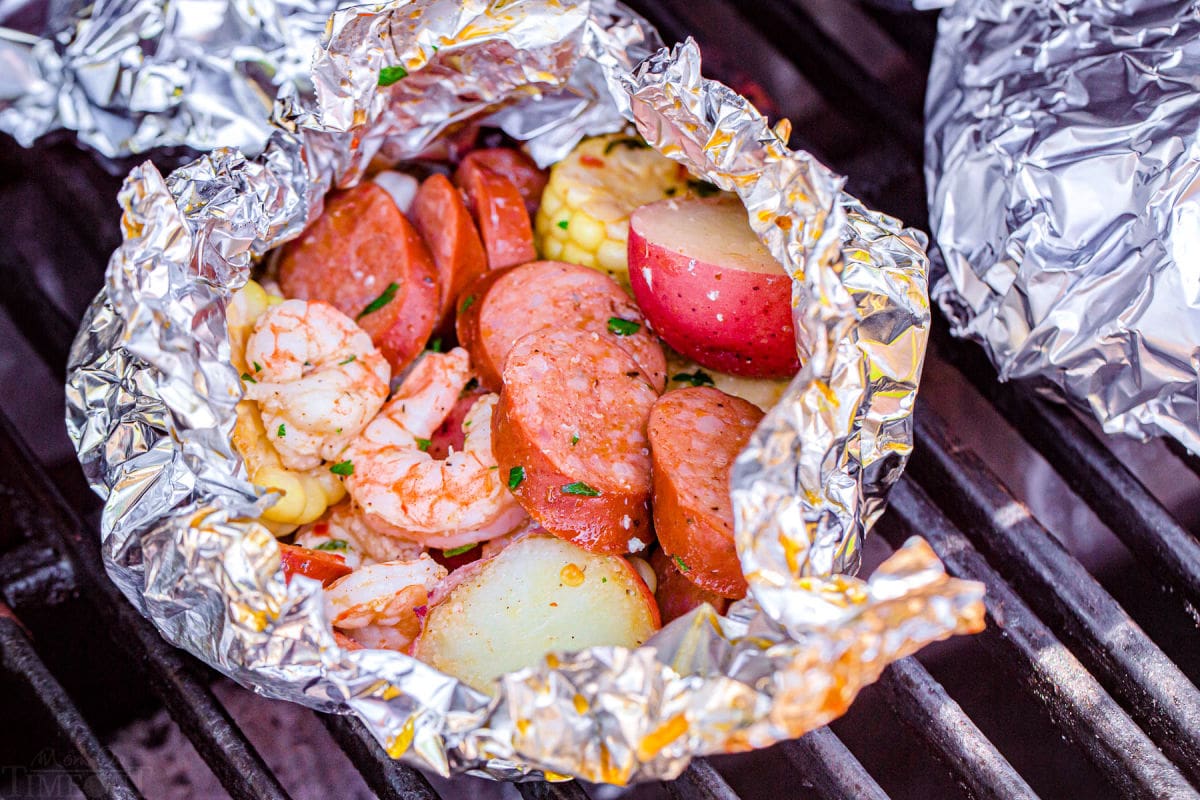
[343,348,528,548]
[325,556,447,651]
[295,500,424,569]
[243,299,390,471]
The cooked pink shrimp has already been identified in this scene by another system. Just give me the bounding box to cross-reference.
[243,300,389,471]
[343,348,527,548]
[295,500,424,569]
[324,555,447,651]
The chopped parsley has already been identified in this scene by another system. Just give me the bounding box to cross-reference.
[604,137,649,155]
[330,460,355,476]
[606,317,640,336]
[442,543,478,558]
[561,482,600,497]
[507,466,525,490]
[240,373,257,384]
[315,539,348,552]
[687,178,720,198]
[253,361,262,373]
[459,294,476,313]
[378,65,408,86]
[556,219,569,230]
[673,555,691,573]
[570,433,580,445]
[338,355,357,366]
[357,282,399,320]
[672,370,715,387]
[427,337,442,353]
[276,424,286,438]
[601,577,607,583]
[416,437,432,452]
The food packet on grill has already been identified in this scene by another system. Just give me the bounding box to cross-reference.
[925,0,1200,451]
[58,0,985,783]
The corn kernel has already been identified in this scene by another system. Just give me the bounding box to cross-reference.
[596,239,627,273]
[294,474,329,525]
[561,242,595,268]
[568,213,605,251]
[255,466,308,523]
[542,236,564,259]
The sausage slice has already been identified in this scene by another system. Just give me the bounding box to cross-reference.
[410,173,488,336]
[493,328,657,554]
[456,161,536,270]
[278,182,438,372]
[456,260,666,393]
[648,387,763,598]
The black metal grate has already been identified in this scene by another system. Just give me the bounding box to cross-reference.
[1,2,1198,798]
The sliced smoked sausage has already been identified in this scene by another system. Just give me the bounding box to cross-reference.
[492,328,657,554]
[455,260,667,393]
[455,148,548,216]
[278,182,438,372]
[455,161,536,270]
[410,173,488,336]
[647,386,763,598]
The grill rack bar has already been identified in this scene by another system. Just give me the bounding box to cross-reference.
[875,659,1039,800]
[0,608,144,800]
[882,479,1200,800]
[932,330,1200,616]
[0,409,296,800]
[779,728,889,800]
[910,404,1200,786]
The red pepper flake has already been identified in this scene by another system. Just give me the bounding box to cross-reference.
[413,605,428,621]
[580,154,605,168]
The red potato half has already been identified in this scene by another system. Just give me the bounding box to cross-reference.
[278,183,439,372]
[648,386,763,598]
[628,196,800,378]
[413,533,659,692]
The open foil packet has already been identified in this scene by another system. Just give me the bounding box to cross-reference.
[926,0,1200,451]
[58,0,984,783]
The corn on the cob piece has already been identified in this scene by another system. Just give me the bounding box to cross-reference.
[535,134,692,286]
[664,349,789,412]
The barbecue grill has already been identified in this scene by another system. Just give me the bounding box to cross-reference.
[2,1,1199,798]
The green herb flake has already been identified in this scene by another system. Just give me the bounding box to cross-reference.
[442,543,479,558]
[601,577,607,583]
[687,178,720,198]
[357,282,399,320]
[276,424,286,438]
[427,337,442,353]
[673,555,691,573]
[335,427,343,434]
[315,539,348,552]
[338,355,357,366]
[330,460,355,476]
[378,65,408,86]
[570,433,580,445]
[604,137,650,155]
[556,219,569,230]
[507,466,525,490]
[253,361,262,373]
[459,294,476,314]
[416,437,432,452]
[606,317,640,336]
[672,370,715,388]
[561,482,600,497]
[240,373,257,384]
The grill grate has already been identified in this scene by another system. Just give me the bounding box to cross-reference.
[1,2,1198,799]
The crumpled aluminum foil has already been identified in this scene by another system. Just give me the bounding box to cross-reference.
[60,0,985,784]
[926,0,1200,451]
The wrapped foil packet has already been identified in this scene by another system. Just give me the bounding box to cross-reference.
[61,0,984,783]
[926,0,1200,451]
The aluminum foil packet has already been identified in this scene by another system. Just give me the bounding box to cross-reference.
[926,0,1200,451]
[60,0,985,783]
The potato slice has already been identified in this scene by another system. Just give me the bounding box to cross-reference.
[414,533,660,692]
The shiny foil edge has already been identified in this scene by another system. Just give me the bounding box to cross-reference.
[63,0,985,784]
[924,0,1200,452]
